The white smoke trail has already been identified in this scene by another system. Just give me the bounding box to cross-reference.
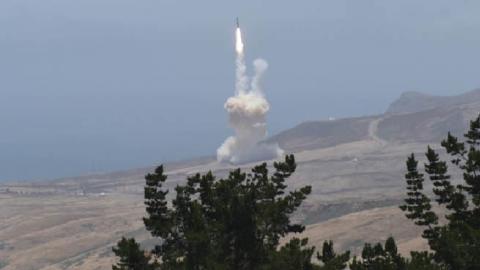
[217,27,283,164]
[235,52,248,94]
[251,58,268,94]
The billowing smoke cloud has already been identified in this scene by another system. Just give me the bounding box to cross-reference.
[217,28,283,164]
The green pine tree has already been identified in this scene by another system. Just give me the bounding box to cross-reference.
[399,154,438,240]
[316,240,350,270]
[267,238,317,270]
[407,252,442,270]
[112,237,156,270]
[113,154,316,269]
[400,115,480,269]
[350,237,406,270]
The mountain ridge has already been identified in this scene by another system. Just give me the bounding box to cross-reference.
[269,88,480,151]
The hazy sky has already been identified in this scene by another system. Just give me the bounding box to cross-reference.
[1,0,480,181]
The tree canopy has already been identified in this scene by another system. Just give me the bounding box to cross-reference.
[400,116,480,269]
[114,155,317,269]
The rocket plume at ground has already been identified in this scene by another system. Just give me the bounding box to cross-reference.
[217,23,283,164]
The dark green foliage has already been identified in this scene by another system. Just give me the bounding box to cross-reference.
[115,154,315,269]
[350,237,406,270]
[143,165,171,238]
[400,115,480,270]
[112,237,156,270]
[267,238,317,270]
[399,154,438,239]
[407,252,442,270]
[316,240,350,270]
[350,237,407,270]
[348,238,442,270]
[424,146,452,205]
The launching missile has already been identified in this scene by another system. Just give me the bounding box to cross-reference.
[234,17,244,54]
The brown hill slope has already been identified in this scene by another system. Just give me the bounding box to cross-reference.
[266,116,375,152]
[270,88,480,150]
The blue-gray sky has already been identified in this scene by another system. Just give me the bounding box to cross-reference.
[1,0,480,181]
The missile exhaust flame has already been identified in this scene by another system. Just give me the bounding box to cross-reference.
[235,27,244,55]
